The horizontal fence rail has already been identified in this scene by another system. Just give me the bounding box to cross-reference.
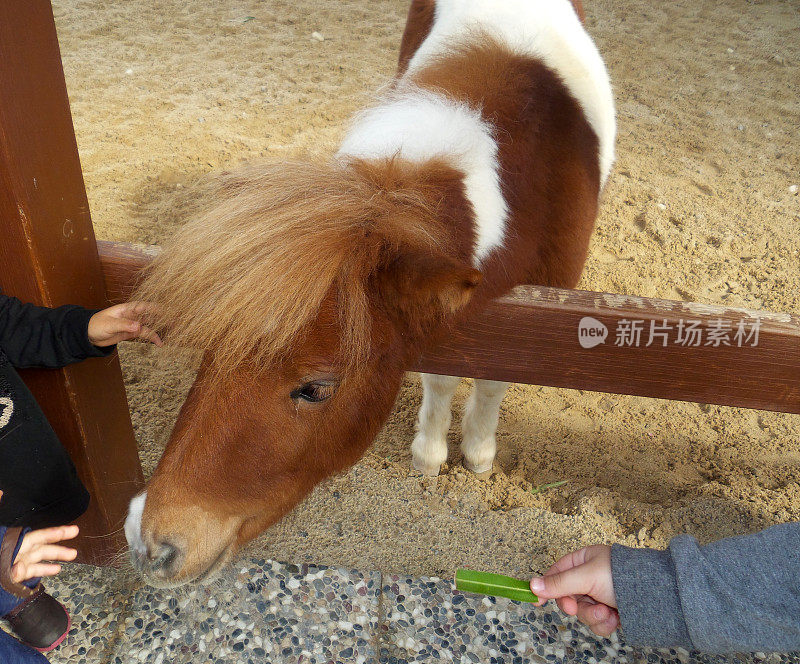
[97,241,800,415]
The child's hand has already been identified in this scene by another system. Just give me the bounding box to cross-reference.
[530,545,619,638]
[88,301,163,347]
[11,525,79,584]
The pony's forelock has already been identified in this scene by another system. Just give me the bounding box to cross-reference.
[134,159,441,375]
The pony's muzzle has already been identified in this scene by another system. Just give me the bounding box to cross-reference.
[125,491,240,586]
[125,492,184,582]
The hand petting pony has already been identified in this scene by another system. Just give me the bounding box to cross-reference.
[88,301,162,348]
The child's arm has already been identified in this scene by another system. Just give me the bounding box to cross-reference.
[0,292,160,368]
[0,490,80,617]
[6,525,79,584]
[87,302,162,348]
[531,523,800,653]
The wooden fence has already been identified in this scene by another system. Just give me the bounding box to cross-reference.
[98,241,800,416]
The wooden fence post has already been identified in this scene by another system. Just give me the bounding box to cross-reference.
[0,1,144,565]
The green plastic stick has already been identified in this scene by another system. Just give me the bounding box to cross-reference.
[455,569,539,604]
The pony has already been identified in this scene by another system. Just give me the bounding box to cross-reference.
[124,0,615,586]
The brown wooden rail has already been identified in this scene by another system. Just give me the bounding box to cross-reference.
[98,240,800,415]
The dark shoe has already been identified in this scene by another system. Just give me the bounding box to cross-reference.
[4,585,70,652]
[0,527,70,653]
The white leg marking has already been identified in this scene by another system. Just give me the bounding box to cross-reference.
[411,374,461,475]
[124,492,148,556]
[461,379,509,474]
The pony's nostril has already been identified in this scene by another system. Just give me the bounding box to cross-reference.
[148,541,179,573]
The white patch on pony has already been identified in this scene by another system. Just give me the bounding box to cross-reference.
[338,87,508,265]
[404,0,617,186]
[124,492,148,556]
[461,379,508,474]
[411,373,461,475]
[0,397,14,429]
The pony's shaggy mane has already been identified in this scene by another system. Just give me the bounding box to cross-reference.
[135,159,447,374]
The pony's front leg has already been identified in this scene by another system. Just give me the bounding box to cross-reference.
[411,373,460,476]
[461,379,509,475]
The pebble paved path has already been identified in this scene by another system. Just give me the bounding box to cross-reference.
[16,559,794,664]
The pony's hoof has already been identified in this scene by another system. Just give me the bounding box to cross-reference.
[464,459,494,477]
[411,458,441,476]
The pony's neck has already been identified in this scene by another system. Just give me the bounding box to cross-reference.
[346,155,495,361]
[347,155,480,269]
[338,86,506,267]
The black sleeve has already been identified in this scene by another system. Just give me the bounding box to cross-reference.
[0,291,115,369]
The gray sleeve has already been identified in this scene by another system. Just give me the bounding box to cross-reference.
[611,522,800,654]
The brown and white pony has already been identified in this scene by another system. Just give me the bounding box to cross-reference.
[125,0,615,586]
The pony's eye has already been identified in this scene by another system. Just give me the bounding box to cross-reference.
[291,380,337,404]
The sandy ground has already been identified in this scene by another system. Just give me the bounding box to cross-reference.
[52,0,800,578]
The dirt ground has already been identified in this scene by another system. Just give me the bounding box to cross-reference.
[53,0,800,578]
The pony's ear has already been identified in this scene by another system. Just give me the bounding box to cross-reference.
[377,249,482,331]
